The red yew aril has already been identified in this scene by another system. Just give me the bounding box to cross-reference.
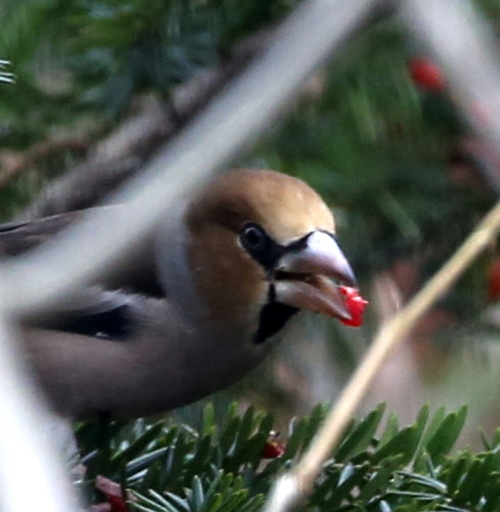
[339,286,368,327]
[408,58,446,92]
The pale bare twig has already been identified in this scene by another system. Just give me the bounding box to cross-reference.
[264,199,500,511]
[264,1,500,510]
[301,198,500,483]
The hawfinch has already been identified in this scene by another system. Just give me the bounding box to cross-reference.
[4,169,361,420]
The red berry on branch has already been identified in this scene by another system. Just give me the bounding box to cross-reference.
[338,286,368,327]
[107,496,128,512]
[261,432,285,459]
[93,475,133,512]
[408,58,446,92]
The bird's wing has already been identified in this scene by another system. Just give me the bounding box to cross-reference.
[0,208,165,339]
[34,288,146,341]
[0,210,85,256]
[0,207,163,297]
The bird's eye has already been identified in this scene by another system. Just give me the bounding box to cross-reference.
[239,223,283,270]
[240,223,266,250]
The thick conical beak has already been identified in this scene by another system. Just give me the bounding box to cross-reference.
[273,231,356,320]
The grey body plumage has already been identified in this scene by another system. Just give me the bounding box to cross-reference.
[4,169,355,420]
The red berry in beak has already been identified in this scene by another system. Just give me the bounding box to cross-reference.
[338,286,368,327]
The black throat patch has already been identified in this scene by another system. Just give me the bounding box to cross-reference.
[253,302,298,344]
[253,284,298,344]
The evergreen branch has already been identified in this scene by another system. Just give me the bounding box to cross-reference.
[76,403,500,511]
[0,60,14,84]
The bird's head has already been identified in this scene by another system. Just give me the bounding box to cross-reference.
[160,169,359,343]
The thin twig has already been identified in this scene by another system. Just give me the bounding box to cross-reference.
[264,198,500,512]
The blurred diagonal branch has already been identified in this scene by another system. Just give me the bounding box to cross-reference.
[2,0,379,317]
[18,30,273,219]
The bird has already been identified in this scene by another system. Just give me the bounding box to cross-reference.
[3,168,360,421]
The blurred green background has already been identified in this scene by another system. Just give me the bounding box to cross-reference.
[3,0,500,444]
